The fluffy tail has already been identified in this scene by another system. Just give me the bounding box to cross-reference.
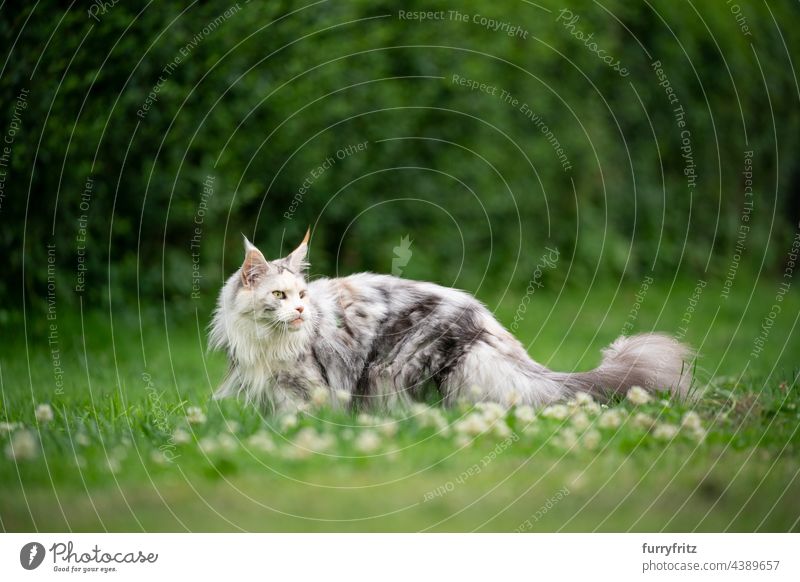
[551,333,695,400]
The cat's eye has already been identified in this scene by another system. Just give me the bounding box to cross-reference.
[299,290,307,298]
[272,290,285,299]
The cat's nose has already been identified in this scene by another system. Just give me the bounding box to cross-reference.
[295,306,304,314]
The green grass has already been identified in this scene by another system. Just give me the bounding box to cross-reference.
[1,275,799,532]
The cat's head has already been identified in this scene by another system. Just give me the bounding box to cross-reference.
[210,230,314,355]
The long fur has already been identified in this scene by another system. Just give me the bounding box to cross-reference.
[210,237,694,413]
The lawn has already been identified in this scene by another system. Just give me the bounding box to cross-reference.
[1,275,799,532]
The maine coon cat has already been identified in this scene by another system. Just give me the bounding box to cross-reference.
[210,232,694,413]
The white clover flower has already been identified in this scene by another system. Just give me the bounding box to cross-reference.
[553,428,578,449]
[409,402,430,416]
[282,444,312,460]
[505,389,522,407]
[570,411,590,431]
[652,423,679,440]
[514,405,537,425]
[247,431,276,452]
[74,432,90,447]
[379,420,399,438]
[415,407,449,432]
[568,472,586,492]
[0,421,17,433]
[224,420,241,434]
[541,404,569,420]
[35,403,54,423]
[150,450,172,465]
[4,429,38,461]
[310,386,330,408]
[186,406,206,425]
[626,386,652,405]
[681,411,703,431]
[476,401,507,423]
[454,413,489,436]
[631,412,655,430]
[492,421,512,438]
[688,427,707,443]
[573,392,594,406]
[582,429,601,450]
[597,409,623,429]
[522,423,540,436]
[468,385,483,400]
[454,434,472,448]
[357,413,379,426]
[172,428,191,445]
[278,413,298,432]
[354,429,381,453]
[334,389,352,407]
[294,427,334,453]
[106,457,121,473]
[582,401,602,415]
[432,412,450,432]
[217,433,238,452]
[198,437,218,454]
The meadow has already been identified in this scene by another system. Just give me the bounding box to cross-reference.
[1,275,799,532]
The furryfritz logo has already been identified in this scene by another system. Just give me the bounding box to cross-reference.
[20,542,46,570]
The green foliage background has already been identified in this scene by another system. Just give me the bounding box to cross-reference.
[1,0,798,311]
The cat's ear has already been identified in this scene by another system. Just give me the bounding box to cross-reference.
[286,228,310,273]
[241,236,268,287]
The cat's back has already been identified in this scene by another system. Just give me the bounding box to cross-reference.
[311,271,482,314]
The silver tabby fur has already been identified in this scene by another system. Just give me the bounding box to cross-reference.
[210,233,694,413]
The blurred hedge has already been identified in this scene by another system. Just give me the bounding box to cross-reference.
[1,0,798,310]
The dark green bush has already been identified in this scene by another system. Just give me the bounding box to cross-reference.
[1,0,798,311]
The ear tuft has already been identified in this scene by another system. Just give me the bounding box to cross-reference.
[242,234,257,253]
[286,229,311,273]
[241,238,268,287]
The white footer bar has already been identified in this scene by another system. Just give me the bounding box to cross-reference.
[1,533,797,581]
